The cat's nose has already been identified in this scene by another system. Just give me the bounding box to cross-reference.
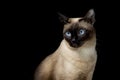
[71,38,76,43]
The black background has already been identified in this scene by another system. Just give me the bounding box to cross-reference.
[3,0,119,80]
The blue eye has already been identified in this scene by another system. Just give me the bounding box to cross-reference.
[79,29,85,35]
[65,31,71,37]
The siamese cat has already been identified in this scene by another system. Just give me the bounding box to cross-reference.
[34,9,97,80]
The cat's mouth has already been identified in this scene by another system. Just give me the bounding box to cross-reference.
[70,41,84,48]
[70,42,80,48]
[65,38,84,48]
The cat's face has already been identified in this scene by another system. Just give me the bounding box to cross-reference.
[59,9,96,48]
[63,21,94,48]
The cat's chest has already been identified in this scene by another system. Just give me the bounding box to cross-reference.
[54,56,91,80]
[63,55,94,74]
[64,60,88,80]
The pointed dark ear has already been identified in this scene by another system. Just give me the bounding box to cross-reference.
[57,12,69,24]
[84,9,95,25]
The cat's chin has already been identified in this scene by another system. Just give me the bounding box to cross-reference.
[69,42,84,48]
[63,39,83,49]
[70,44,79,48]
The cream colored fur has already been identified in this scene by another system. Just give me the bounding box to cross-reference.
[34,38,97,80]
[34,13,97,80]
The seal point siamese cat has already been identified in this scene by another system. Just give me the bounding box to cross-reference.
[34,9,97,80]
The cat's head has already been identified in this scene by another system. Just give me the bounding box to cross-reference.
[58,9,96,48]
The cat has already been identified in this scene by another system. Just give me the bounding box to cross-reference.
[34,9,97,80]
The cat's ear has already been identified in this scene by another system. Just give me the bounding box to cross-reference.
[84,9,95,25]
[57,12,69,24]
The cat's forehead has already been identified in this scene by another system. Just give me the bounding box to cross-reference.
[64,18,92,32]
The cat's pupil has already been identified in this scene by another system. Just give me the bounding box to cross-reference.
[79,29,85,35]
[65,31,71,37]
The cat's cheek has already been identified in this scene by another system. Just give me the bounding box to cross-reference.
[64,37,71,44]
[64,37,71,42]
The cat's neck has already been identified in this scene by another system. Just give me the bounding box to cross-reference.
[58,38,96,62]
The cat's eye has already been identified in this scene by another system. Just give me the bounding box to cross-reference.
[79,29,86,35]
[65,31,71,37]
